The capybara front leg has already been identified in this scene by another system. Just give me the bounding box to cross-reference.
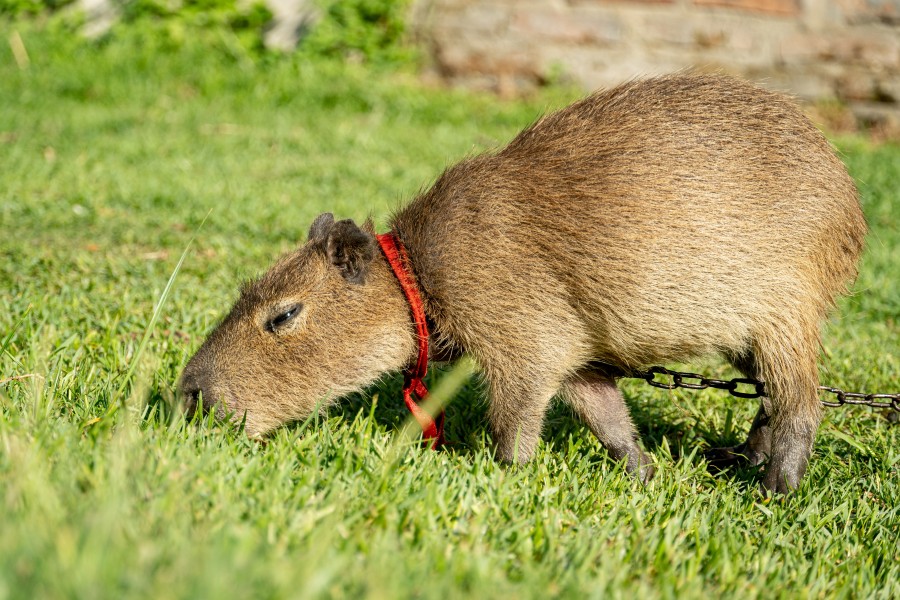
[487,373,559,465]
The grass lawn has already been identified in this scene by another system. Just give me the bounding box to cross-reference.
[1,22,898,599]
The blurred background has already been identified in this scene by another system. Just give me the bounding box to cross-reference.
[5,0,900,138]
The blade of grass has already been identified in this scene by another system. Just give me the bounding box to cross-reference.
[106,210,212,421]
[1,305,31,369]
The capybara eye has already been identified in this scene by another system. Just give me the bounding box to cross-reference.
[266,303,303,333]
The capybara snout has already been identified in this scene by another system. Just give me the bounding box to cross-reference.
[178,344,230,421]
[180,74,866,493]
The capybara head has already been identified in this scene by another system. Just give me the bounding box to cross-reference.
[178,213,415,436]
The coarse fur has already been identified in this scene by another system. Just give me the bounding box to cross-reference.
[179,73,867,494]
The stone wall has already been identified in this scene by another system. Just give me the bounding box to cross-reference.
[411,0,900,132]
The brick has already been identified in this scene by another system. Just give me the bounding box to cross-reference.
[510,8,622,45]
[567,0,674,5]
[837,0,900,24]
[639,14,696,45]
[829,34,900,68]
[458,4,510,34]
[780,32,899,69]
[780,34,831,63]
[641,12,787,55]
[434,37,539,78]
[693,0,800,15]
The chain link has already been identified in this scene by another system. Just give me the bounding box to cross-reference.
[617,365,900,414]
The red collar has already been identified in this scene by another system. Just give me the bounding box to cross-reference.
[375,231,445,449]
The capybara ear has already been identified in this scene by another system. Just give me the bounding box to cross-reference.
[308,212,335,242]
[325,219,377,284]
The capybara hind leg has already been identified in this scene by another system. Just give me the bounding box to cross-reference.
[754,333,822,494]
[706,351,772,470]
[763,418,817,493]
[561,369,654,483]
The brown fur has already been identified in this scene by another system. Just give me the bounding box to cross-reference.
[179,74,867,494]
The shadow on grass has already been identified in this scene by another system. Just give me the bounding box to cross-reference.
[142,365,769,486]
[328,367,769,485]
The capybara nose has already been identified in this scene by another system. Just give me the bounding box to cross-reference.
[178,371,214,418]
[178,373,200,418]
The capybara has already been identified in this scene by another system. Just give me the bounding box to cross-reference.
[179,73,867,493]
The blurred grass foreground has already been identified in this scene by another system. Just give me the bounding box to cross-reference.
[1,6,900,600]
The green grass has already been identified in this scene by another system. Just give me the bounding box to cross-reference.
[1,22,899,600]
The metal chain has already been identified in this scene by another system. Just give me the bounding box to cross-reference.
[620,365,900,414]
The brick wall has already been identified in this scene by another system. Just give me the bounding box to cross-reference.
[411,0,900,133]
